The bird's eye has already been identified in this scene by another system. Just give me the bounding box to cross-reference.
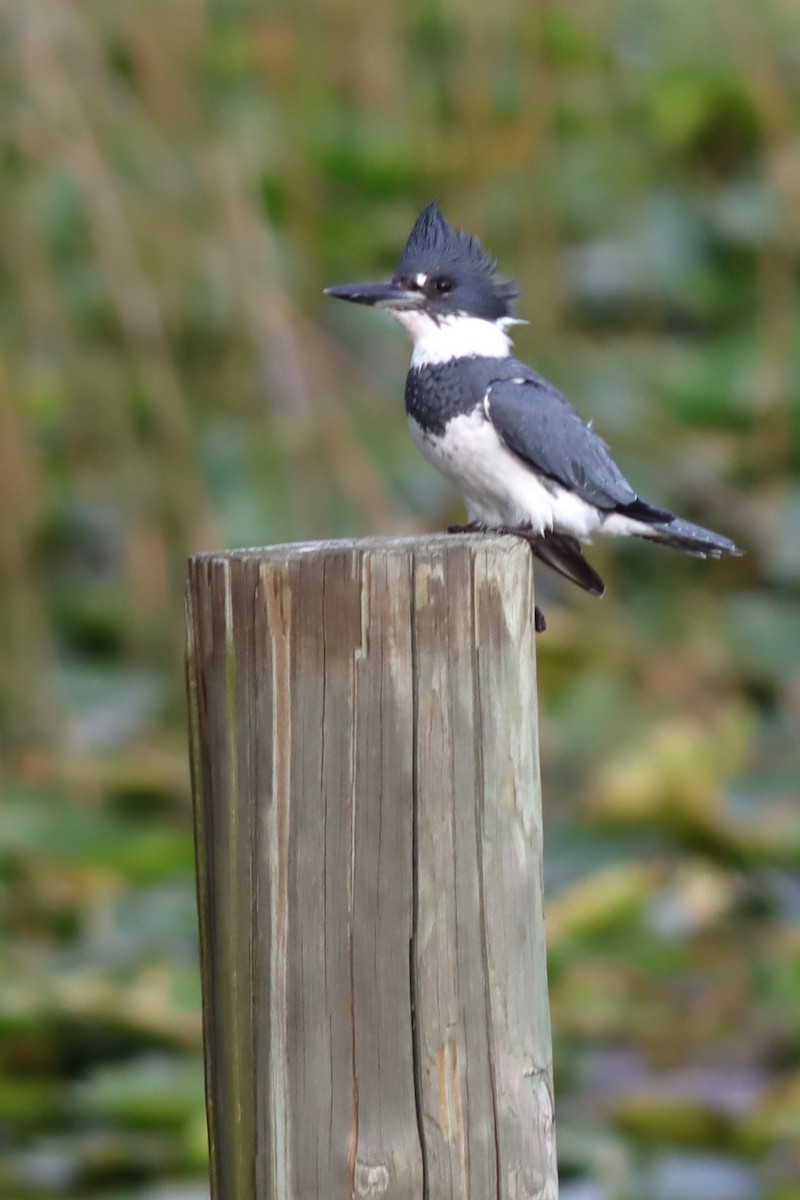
[433,276,453,294]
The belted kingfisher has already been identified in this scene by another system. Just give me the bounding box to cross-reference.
[326,201,740,629]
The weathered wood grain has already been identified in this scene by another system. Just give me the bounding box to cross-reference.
[186,535,558,1199]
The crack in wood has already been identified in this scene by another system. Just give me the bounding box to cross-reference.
[409,550,430,1200]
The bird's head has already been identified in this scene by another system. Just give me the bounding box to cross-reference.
[325,201,521,361]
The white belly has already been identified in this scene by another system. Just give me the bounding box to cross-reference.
[408,409,607,538]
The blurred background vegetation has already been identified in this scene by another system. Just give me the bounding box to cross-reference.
[1,1,798,1197]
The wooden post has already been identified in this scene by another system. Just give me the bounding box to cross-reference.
[185,535,557,1200]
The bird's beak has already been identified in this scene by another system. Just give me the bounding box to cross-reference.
[324,281,422,309]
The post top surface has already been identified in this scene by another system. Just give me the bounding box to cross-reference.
[188,532,532,568]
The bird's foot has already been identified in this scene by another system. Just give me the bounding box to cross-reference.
[495,523,535,541]
[448,520,536,539]
[446,521,486,534]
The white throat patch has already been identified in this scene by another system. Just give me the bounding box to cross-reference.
[391,309,515,366]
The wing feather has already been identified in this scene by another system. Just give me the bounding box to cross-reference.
[486,375,640,511]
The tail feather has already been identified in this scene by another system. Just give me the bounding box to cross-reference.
[527,530,606,596]
[637,515,742,559]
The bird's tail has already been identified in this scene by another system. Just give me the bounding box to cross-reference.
[636,515,742,559]
[527,530,606,596]
[612,496,742,558]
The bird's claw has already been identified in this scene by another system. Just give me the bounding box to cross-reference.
[446,522,484,534]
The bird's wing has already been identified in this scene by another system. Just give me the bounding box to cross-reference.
[485,373,639,510]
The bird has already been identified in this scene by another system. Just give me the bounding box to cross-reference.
[325,200,741,630]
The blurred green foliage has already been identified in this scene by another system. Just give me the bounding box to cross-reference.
[0,1,798,1197]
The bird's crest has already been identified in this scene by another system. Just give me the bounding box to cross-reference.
[395,200,519,318]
